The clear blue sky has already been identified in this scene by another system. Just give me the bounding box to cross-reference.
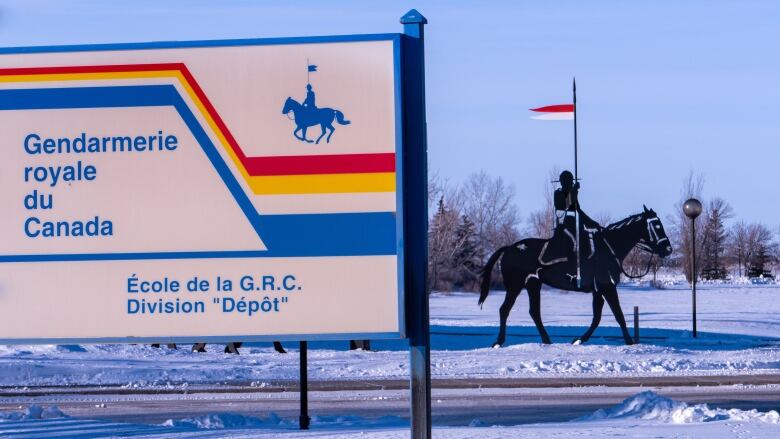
[1,0,778,226]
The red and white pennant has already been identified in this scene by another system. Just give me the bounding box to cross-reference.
[530,104,574,121]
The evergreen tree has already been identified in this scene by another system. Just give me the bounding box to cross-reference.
[452,214,481,290]
[700,198,732,271]
[428,197,459,291]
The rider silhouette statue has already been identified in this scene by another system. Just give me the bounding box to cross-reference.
[543,170,601,281]
[479,82,674,347]
[282,73,350,144]
[479,168,674,347]
[303,83,316,112]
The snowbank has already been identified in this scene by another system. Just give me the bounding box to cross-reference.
[581,391,780,424]
[0,404,66,421]
[163,412,405,430]
[163,412,280,429]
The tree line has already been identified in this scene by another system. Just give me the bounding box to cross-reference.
[428,170,779,292]
[665,173,778,281]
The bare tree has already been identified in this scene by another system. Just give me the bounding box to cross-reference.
[728,222,776,277]
[460,171,521,263]
[668,172,705,282]
[428,169,443,213]
[525,168,559,238]
[729,221,749,277]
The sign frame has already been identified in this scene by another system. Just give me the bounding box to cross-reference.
[0,33,408,344]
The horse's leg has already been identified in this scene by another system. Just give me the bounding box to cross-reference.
[273,341,286,353]
[224,343,240,354]
[301,127,313,143]
[326,124,335,143]
[526,278,552,344]
[574,292,605,345]
[603,287,634,345]
[315,123,327,144]
[293,127,309,142]
[493,287,521,348]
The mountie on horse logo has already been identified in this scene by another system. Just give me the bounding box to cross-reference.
[480,170,673,347]
[282,63,351,144]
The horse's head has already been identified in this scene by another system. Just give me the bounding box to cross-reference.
[282,97,296,115]
[640,205,673,257]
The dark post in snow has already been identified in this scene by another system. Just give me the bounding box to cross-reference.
[299,341,310,430]
[683,198,702,338]
[401,9,431,439]
[633,306,639,344]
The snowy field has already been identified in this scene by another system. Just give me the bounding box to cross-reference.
[0,282,778,386]
[1,282,779,437]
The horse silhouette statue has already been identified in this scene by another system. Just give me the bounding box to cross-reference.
[479,206,672,347]
[282,97,350,144]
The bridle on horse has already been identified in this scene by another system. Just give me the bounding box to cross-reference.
[618,215,666,279]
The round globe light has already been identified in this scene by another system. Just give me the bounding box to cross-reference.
[683,198,703,219]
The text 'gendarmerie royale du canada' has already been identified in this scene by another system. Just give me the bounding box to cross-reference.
[21,131,179,238]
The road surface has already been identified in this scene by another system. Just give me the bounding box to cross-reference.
[1,375,779,426]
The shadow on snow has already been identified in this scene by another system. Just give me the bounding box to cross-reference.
[241,326,779,353]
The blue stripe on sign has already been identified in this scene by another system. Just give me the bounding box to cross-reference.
[0,85,396,260]
[0,85,178,109]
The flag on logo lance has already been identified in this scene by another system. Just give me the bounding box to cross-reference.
[530,104,574,121]
[307,64,318,72]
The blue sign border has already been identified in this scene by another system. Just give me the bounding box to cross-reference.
[0,33,407,344]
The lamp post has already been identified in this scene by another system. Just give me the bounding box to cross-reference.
[683,198,702,338]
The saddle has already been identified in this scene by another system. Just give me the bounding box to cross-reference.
[538,227,618,287]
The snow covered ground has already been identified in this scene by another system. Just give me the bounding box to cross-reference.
[1,390,778,437]
[1,282,779,437]
[0,282,778,386]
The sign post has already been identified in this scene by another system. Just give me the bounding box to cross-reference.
[400,9,432,439]
[299,341,310,430]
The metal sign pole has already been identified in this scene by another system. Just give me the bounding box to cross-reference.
[299,341,310,430]
[400,9,431,439]
[573,79,581,288]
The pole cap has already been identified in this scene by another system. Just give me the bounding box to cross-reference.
[400,9,428,24]
[683,198,703,219]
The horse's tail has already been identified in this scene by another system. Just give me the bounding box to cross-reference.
[478,246,508,308]
[335,110,351,125]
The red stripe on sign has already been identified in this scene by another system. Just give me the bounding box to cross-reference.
[530,104,574,113]
[245,153,396,176]
[0,63,397,176]
[0,63,187,76]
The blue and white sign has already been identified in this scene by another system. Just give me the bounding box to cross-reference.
[0,34,406,343]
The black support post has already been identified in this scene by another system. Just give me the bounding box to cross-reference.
[299,341,310,430]
[633,306,639,344]
[400,9,431,439]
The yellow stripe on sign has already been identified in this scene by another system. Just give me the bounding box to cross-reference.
[249,173,396,195]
